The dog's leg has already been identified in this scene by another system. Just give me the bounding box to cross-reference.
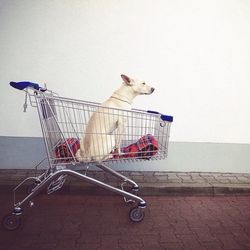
[114,119,126,155]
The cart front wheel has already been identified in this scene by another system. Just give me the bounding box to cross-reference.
[129,207,145,222]
[2,213,21,231]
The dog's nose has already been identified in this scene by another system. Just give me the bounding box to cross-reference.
[151,88,155,93]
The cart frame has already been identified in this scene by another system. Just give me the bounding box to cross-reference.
[2,81,173,230]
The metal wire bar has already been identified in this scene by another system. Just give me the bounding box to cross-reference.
[32,90,172,166]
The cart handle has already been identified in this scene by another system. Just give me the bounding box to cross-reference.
[10,81,47,92]
[147,110,173,122]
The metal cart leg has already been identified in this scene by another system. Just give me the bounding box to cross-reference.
[17,169,146,209]
[97,163,141,203]
[97,163,139,191]
[97,163,138,188]
[2,169,146,230]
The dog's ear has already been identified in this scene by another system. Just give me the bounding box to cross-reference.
[121,74,132,86]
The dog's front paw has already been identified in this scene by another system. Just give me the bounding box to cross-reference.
[75,149,82,162]
[113,147,121,154]
[113,147,121,158]
[117,148,121,155]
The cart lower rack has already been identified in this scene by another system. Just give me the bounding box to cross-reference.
[2,81,173,230]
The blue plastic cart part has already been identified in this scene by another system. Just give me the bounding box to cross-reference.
[10,81,46,92]
[147,110,173,122]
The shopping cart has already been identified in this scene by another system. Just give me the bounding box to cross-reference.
[2,81,173,230]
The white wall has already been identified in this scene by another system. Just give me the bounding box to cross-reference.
[0,0,249,143]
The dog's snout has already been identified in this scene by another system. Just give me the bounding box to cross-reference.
[151,87,155,93]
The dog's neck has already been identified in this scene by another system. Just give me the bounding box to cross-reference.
[111,85,137,105]
[110,95,131,105]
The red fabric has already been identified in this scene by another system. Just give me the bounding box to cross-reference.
[55,138,80,161]
[114,134,158,159]
[55,134,158,161]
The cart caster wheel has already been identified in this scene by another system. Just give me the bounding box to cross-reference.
[2,213,21,231]
[129,207,145,223]
[132,186,139,195]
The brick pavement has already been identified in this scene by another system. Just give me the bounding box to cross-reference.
[1,187,250,250]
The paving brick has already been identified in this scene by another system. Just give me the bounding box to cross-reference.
[185,216,208,229]
[191,178,209,184]
[216,177,232,184]
[30,243,58,250]
[167,173,181,180]
[216,234,247,250]
[160,242,184,249]
[142,243,165,250]
[159,228,181,243]
[201,242,224,250]
[140,234,160,246]
[232,231,250,245]
[119,233,143,244]
[143,175,158,183]
[54,239,77,250]
[119,243,144,250]
[77,235,101,246]
[155,175,168,182]
[207,221,231,235]
[176,234,205,250]
[77,243,100,249]
[154,172,168,176]
[236,175,250,181]
[192,228,218,243]
[129,171,143,176]
[172,221,194,235]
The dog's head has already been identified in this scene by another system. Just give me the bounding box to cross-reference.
[121,74,155,95]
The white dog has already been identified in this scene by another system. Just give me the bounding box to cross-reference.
[76,74,155,162]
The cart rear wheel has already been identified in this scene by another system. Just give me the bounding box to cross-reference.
[129,207,145,222]
[2,213,21,231]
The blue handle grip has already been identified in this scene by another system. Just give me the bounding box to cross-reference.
[10,81,46,92]
[147,110,173,122]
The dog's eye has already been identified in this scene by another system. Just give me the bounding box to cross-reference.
[142,82,146,85]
